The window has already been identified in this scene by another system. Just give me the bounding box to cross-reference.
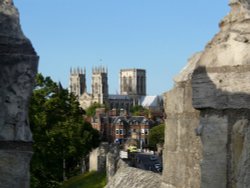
[95,83,98,93]
[145,129,149,135]
[123,77,127,92]
[141,129,145,134]
[119,129,123,135]
[116,129,119,135]
[128,76,132,92]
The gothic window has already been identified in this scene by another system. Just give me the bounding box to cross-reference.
[140,76,144,94]
[95,83,98,93]
[137,76,140,93]
[128,76,132,92]
[123,76,127,92]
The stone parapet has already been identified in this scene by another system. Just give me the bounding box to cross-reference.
[191,1,250,187]
[161,54,202,188]
[0,0,38,187]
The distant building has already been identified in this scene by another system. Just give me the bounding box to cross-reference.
[92,67,109,105]
[92,109,154,147]
[69,67,86,97]
[139,95,163,113]
[120,69,146,105]
[69,66,108,110]
[69,67,164,146]
[69,66,163,114]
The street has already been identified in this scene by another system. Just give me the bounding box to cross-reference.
[133,153,162,173]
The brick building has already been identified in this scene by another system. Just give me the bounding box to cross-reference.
[91,109,155,148]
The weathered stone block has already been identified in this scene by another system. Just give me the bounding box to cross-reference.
[105,160,161,188]
[162,52,202,188]
[0,1,38,187]
[231,118,250,188]
[192,68,250,109]
[164,118,178,152]
[0,151,32,188]
[199,112,228,188]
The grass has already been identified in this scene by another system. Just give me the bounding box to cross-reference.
[61,171,107,188]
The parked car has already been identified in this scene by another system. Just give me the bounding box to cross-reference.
[149,155,157,161]
[154,163,162,172]
[128,146,137,153]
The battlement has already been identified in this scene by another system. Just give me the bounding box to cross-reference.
[70,67,86,75]
[92,66,108,74]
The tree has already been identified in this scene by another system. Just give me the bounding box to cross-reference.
[85,102,104,117]
[130,105,150,116]
[149,124,165,149]
[29,73,100,188]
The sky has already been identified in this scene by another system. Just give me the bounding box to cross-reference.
[14,0,229,95]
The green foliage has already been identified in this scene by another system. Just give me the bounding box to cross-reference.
[29,73,100,188]
[61,171,106,188]
[130,105,149,116]
[149,124,165,148]
[85,102,104,117]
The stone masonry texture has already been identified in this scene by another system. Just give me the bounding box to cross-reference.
[161,53,202,188]
[105,160,161,188]
[103,1,250,187]
[0,0,38,187]
[191,0,250,187]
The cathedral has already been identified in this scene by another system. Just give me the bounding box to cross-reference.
[69,66,162,113]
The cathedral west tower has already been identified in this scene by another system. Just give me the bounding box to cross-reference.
[92,66,109,105]
[69,67,86,97]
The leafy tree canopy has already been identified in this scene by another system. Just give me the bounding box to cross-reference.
[29,73,100,188]
[130,105,150,116]
[85,102,104,117]
[149,124,165,148]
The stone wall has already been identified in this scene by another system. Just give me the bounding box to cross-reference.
[161,1,250,187]
[105,160,161,188]
[161,53,202,188]
[191,0,250,187]
[106,144,120,182]
[0,0,38,188]
[89,142,109,172]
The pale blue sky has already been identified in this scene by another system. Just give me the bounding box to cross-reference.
[15,0,229,95]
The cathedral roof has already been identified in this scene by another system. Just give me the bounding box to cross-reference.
[109,95,132,100]
[110,116,154,126]
[139,95,163,107]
